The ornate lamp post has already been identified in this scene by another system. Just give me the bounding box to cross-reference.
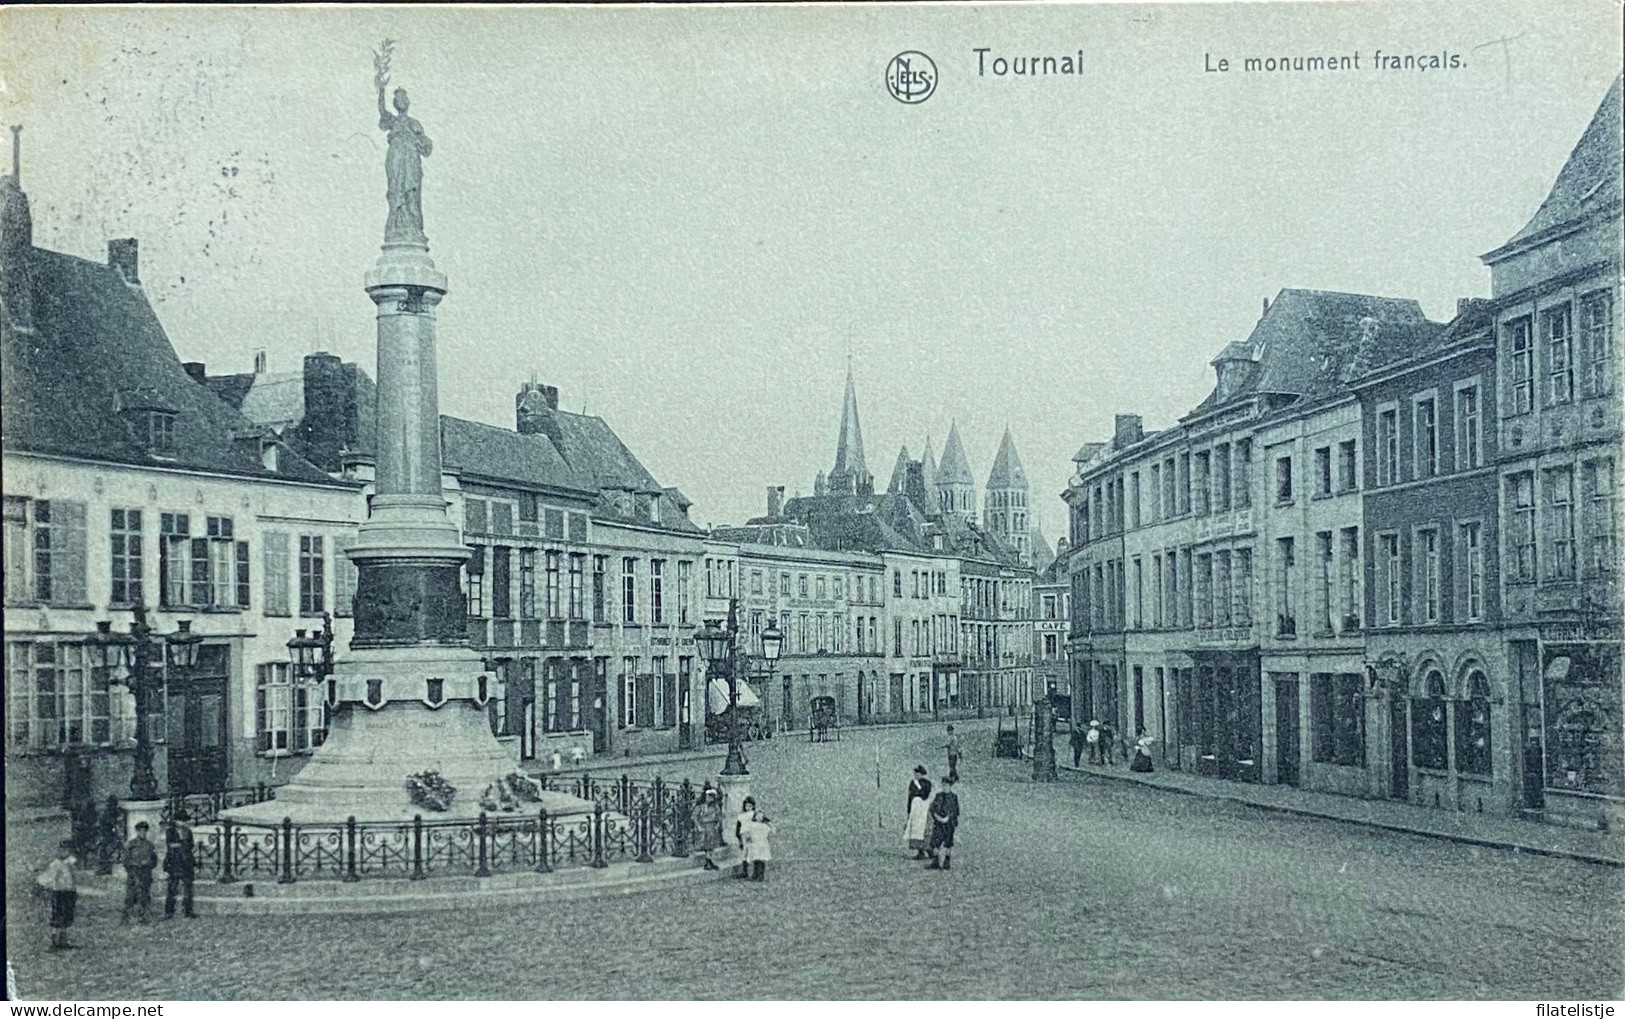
[85,606,199,802]
[288,612,337,734]
[694,599,785,777]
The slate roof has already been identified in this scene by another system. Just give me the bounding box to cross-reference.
[440,415,594,495]
[1187,288,1443,419]
[205,372,256,411]
[885,445,911,494]
[986,427,1026,490]
[937,422,974,485]
[1,245,338,486]
[1490,76,1623,258]
[1030,527,1055,573]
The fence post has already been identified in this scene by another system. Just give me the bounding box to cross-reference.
[636,800,655,864]
[619,773,631,814]
[591,799,607,868]
[344,816,359,882]
[411,814,425,880]
[256,782,268,804]
[219,818,237,883]
[535,809,551,873]
[672,780,692,858]
[278,817,295,884]
[476,812,491,877]
[652,777,666,855]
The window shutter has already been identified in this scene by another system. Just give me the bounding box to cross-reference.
[236,541,251,607]
[333,536,356,617]
[617,672,628,728]
[52,501,88,605]
[663,672,677,727]
[554,664,572,732]
[637,673,654,728]
[263,532,289,615]
[255,666,270,752]
[293,685,309,752]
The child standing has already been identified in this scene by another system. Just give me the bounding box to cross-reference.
[38,839,79,951]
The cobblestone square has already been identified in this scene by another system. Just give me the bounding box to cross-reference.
[9,721,1621,1000]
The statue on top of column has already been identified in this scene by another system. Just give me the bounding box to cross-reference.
[374,40,432,245]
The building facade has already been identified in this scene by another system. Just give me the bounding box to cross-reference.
[2,166,364,808]
[1482,79,1622,830]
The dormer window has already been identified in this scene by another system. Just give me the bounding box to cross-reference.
[148,411,177,453]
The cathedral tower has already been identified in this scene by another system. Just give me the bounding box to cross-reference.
[935,421,976,517]
[827,365,872,497]
[984,426,1030,563]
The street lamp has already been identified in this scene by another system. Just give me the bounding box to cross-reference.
[694,601,786,777]
[85,606,162,801]
[288,612,337,704]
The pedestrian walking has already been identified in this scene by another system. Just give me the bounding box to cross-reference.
[1069,723,1086,767]
[694,785,723,870]
[1100,720,1117,765]
[733,796,758,879]
[740,801,774,882]
[95,797,121,876]
[943,725,961,783]
[1086,719,1102,764]
[925,775,960,871]
[1131,730,1155,773]
[163,809,197,919]
[121,821,158,924]
[37,839,79,951]
[905,765,933,859]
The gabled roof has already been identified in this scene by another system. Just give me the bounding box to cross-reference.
[440,415,594,495]
[2,245,337,486]
[548,410,666,495]
[1488,76,1623,260]
[986,427,1026,491]
[937,421,974,485]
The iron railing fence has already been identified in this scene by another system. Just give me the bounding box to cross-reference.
[171,777,718,885]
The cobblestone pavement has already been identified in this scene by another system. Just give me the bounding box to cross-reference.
[8,719,1622,1000]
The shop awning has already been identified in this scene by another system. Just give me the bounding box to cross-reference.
[707,677,761,713]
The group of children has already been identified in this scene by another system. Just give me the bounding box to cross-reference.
[34,809,199,951]
[691,785,776,881]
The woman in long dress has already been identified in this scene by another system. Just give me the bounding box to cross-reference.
[905,765,932,859]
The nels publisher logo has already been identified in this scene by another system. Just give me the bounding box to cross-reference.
[886,51,937,104]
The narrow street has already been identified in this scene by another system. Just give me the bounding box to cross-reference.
[8,719,1622,1000]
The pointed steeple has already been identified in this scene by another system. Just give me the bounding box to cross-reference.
[935,421,976,517]
[828,364,871,496]
[886,445,912,494]
[921,436,939,496]
[986,427,1027,490]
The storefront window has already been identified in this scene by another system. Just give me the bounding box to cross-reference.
[1412,670,1449,770]
[1456,670,1492,776]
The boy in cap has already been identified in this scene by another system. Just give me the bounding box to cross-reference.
[37,839,79,950]
[925,774,960,871]
[122,820,158,924]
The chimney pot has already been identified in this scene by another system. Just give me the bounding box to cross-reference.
[253,350,267,375]
[1262,297,1270,315]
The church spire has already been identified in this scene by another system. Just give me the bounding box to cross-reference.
[828,364,871,496]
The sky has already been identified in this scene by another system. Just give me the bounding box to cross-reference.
[3,3,1620,536]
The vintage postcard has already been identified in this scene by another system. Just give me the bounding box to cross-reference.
[1,1,1621,1005]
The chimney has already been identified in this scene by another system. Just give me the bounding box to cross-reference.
[766,486,784,519]
[108,238,139,284]
[516,380,564,447]
[182,362,207,384]
[1262,296,1270,316]
[1112,414,1143,448]
[297,352,355,473]
[253,350,267,375]
[9,125,19,186]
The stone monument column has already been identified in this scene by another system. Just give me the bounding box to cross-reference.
[223,51,546,823]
